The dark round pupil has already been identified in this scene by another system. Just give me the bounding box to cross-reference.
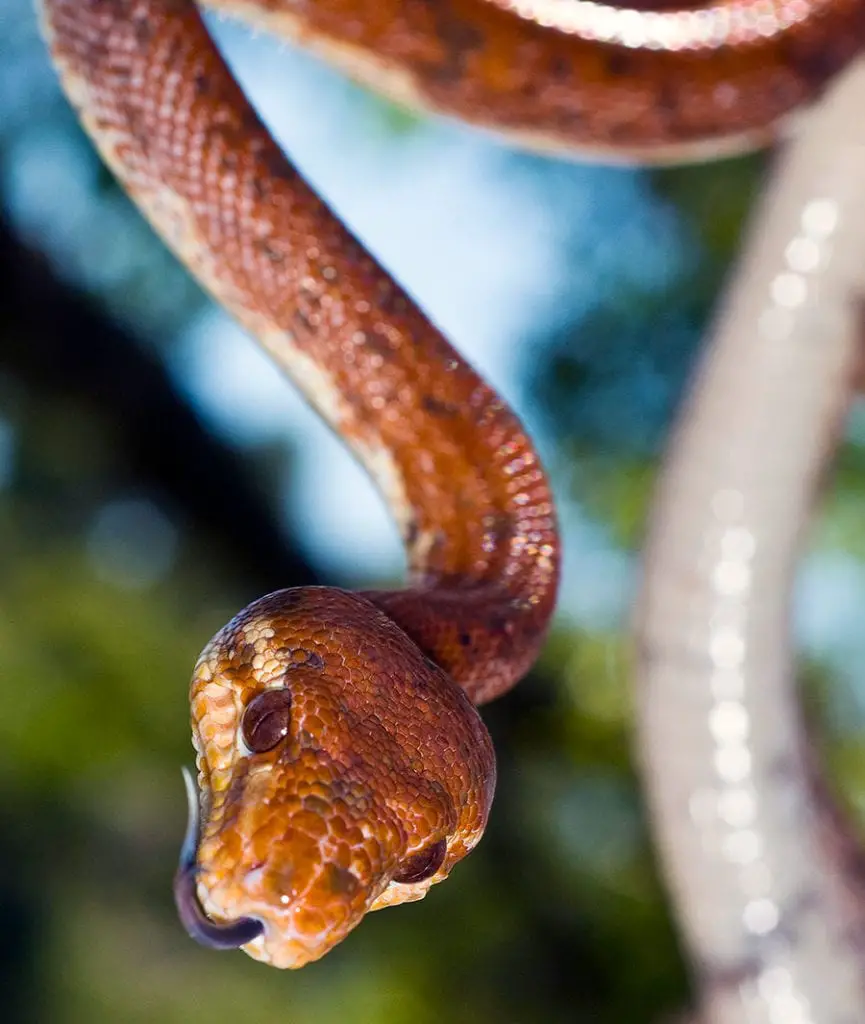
[393,839,447,885]
[242,689,292,753]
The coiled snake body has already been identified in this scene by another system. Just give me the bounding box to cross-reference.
[36,0,865,1019]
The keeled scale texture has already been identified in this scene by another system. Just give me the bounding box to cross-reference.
[38,0,559,966]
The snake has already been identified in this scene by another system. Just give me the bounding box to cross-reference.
[636,57,865,1023]
[34,0,865,1015]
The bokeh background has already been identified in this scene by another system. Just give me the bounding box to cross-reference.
[3,4,865,1022]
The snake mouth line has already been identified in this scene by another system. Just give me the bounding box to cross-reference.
[174,767,264,950]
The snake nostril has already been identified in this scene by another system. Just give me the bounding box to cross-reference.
[242,688,293,753]
[393,838,447,884]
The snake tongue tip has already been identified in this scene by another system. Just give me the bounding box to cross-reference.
[178,765,200,870]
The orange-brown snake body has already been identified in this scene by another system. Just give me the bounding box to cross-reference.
[36,0,865,1020]
[38,0,559,970]
[206,0,865,160]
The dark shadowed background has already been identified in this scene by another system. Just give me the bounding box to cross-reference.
[2,3,865,1022]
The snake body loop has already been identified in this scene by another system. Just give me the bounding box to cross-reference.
[36,0,865,1007]
[38,0,557,967]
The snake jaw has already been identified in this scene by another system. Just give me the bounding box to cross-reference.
[189,748,407,968]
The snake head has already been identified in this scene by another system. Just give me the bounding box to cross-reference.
[176,587,495,968]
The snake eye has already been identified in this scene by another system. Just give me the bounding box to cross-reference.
[393,839,447,884]
[242,689,292,753]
